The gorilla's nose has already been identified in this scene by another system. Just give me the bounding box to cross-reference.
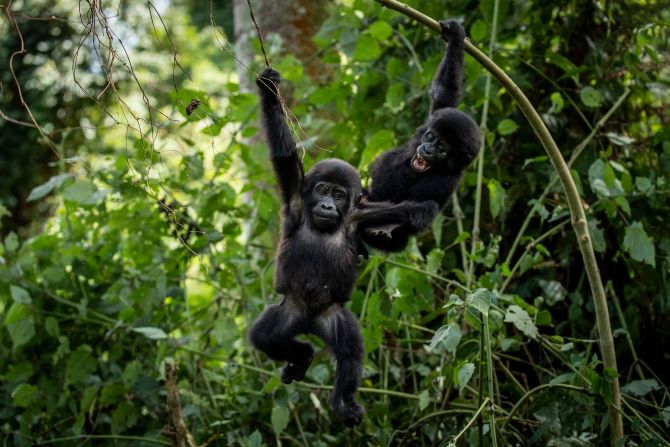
[321,203,334,210]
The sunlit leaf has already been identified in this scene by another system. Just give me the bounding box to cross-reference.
[623,222,655,266]
[504,305,539,340]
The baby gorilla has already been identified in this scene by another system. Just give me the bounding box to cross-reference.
[249,67,426,426]
[360,20,482,251]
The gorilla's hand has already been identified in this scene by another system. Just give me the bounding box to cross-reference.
[439,19,464,43]
[256,67,281,97]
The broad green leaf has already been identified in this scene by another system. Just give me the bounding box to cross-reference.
[353,34,381,61]
[368,20,393,41]
[487,179,507,218]
[4,232,19,252]
[10,285,31,304]
[65,346,97,386]
[426,249,443,275]
[426,323,461,354]
[497,118,519,136]
[470,20,487,41]
[26,173,71,202]
[262,375,281,393]
[455,362,475,392]
[12,383,39,408]
[588,219,606,253]
[504,305,539,340]
[271,405,289,434]
[247,430,263,447]
[635,176,652,193]
[621,379,660,397]
[132,326,168,340]
[63,180,104,206]
[5,302,35,349]
[580,86,603,108]
[623,222,655,266]
[537,280,567,305]
[418,390,430,410]
[467,288,491,316]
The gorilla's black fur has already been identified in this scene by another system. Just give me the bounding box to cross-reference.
[249,67,425,427]
[360,20,482,251]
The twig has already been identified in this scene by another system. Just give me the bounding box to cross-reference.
[163,363,198,447]
[246,0,270,67]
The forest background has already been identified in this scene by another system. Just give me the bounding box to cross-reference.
[1,0,669,445]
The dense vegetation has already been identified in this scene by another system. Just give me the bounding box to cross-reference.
[1,0,669,445]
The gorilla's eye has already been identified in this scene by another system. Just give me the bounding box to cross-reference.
[437,143,446,154]
[332,188,347,202]
[315,183,329,195]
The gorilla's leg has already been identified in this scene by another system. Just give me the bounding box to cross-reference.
[249,303,314,384]
[313,305,364,427]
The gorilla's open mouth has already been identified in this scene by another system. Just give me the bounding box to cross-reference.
[411,154,431,173]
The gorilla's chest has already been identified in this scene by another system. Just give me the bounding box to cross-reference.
[274,227,357,304]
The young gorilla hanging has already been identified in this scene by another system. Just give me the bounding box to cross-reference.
[359,20,482,251]
[249,67,429,427]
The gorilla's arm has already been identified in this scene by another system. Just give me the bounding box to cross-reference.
[429,20,465,114]
[351,200,439,234]
[257,68,304,220]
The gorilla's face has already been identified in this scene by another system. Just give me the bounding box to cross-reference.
[308,181,349,231]
[411,109,482,175]
[412,129,448,173]
[303,160,361,232]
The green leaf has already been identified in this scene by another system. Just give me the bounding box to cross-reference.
[662,407,670,428]
[549,92,564,114]
[470,20,487,41]
[497,118,519,136]
[247,430,263,447]
[5,302,35,349]
[621,379,660,397]
[605,132,635,146]
[353,34,381,61]
[10,285,31,304]
[360,130,396,167]
[26,173,71,202]
[580,86,603,108]
[63,180,105,206]
[467,288,491,316]
[504,305,539,340]
[132,326,168,340]
[368,20,393,41]
[623,222,655,266]
[4,232,19,252]
[271,405,289,434]
[455,362,475,392]
[418,390,430,410]
[487,179,507,218]
[12,383,39,408]
[588,219,606,253]
[635,176,652,193]
[262,375,281,393]
[426,323,461,354]
[426,249,443,275]
[65,346,97,386]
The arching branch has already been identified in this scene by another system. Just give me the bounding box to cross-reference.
[373,0,623,443]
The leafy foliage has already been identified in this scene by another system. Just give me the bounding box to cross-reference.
[1,0,670,446]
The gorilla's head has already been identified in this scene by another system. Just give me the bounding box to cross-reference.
[411,108,481,174]
[303,159,362,232]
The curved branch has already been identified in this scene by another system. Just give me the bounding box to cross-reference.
[373,0,623,443]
